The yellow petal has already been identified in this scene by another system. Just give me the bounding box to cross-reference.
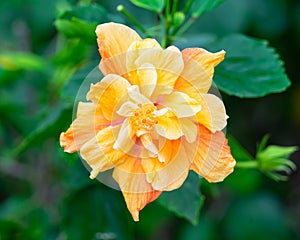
[196,93,228,132]
[190,125,236,182]
[96,22,141,60]
[80,126,126,179]
[175,48,225,97]
[113,118,136,153]
[137,63,157,98]
[180,118,198,143]
[161,91,202,118]
[60,102,109,153]
[87,74,131,121]
[116,101,138,117]
[96,23,141,77]
[154,113,183,140]
[128,85,151,104]
[112,156,162,221]
[134,46,184,94]
[122,190,162,221]
[140,133,158,154]
[141,139,191,191]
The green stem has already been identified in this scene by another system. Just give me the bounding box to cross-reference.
[117,5,149,37]
[235,161,259,169]
[173,16,197,37]
[182,0,195,14]
[171,0,179,16]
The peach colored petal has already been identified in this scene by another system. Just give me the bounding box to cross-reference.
[196,93,228,132]
[133,46,184,94]
[112,156,162,221]
[60,102,109,153]
[137,63,157,98]
[96,22,141,60]
[174,48,225,97]
[180,118,198,143]
[189,125,235,182]
[87,74,131,121]
[140,133,158,154]
[127,39,161,73]
[161,91,202,118]
[113,118,137,153]
[80,125,127,179]
[154,112,183,140]
[141,139,191,191]
[96,23,141,77]
[122,190,162,221]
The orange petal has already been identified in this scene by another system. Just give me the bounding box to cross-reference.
[137,63,157,98]
[154,112,183,140]
[112,156,162,221]
[190,125,236,182]
[96,23,141,76]
[141,139,191,191]
[161,91,202,118]
[96,22,141,60]
[60,102,109,153]
[80,125,127,179]
[175,48,225,97]
[134,46,184,94]
[87,74,131,121]
[196,93,228,132]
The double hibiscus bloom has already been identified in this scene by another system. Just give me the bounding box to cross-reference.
[60,22,235,221]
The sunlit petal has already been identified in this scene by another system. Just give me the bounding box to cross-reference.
[155,113,183,140]
[196,93,228,132]
[87,74,131,121]
[190,125,236,182]
[80,126,126,179]
[113,118,136,153]
[137,63,157,98]
[175,48,225,97]
[60,102,110,153]
[161,91,202,118]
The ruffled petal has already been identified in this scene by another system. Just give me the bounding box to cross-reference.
[154,112,183,140]
[161,91,202,118]
[122,190,162,221]
[189,125,236,182]
[113,118,137,153]
[137,63,157,98]
[80,126,126,179]
[60,102,110,153]
[196,93,228,132]
[133,46,184,94]
[180,118,198,143]
[112,156,162,221]
[87,74,131,121]
[96,22,141,60]
[174,48,225,97]
[141,139,190,191]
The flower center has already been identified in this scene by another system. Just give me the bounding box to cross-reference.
[131,103,158,136]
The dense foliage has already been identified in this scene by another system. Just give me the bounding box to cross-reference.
[0,0,299,239]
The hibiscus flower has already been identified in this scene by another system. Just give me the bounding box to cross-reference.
[60,22,235,221]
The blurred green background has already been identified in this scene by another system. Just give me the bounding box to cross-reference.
[0,0,299,239]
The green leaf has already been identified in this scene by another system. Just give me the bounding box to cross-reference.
[191,0,224,18]
[14,103,72,156]
[228,135,254,162]
[63,185,133,240]
[212,34,291,98]
[54,18,97,44]
[158,171,204,225]
[130,0,165,12]
[0,52,50,72]
[59,3,107,23]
